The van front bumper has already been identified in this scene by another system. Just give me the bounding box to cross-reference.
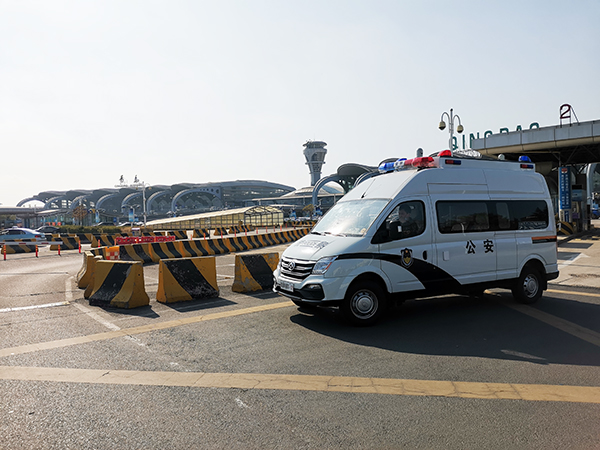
[272,268,349,304]
[273,281,325,301]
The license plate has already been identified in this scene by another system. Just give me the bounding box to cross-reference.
[279,280,294,292]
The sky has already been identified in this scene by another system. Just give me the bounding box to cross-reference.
[1,0,599,206]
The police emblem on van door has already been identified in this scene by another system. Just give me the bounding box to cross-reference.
[401,248,413,268]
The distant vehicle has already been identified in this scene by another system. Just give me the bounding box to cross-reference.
[35,225,59,234]
[592,208,599,220]
[0,227,46,242]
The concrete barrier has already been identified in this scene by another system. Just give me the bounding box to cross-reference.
[167,230,188,240]
[77,252,103,289]
[177,240,212,257]
[232,253,280,292]
[203,237,230,255]
[558,221,576,236]
[88,261,149,308]
[213,227,228,237]
[244,234,263,249]
[226,236,250,252]
[1,241,37,254]
[156,257,219,304]
[119,243,154,264]
[192,228,210,239]
[70,233,93,244]
[92,235,116,248]
[50,236,80,251]
[150,241,184,262]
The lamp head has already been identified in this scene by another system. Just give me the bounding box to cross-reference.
[457,124,464,133]
[438,121,446,131]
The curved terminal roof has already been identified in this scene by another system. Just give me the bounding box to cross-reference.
[16,180,295,220]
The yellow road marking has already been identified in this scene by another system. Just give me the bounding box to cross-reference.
[0,301,294,358]
[547,288,600,298]
[0,365,598,404]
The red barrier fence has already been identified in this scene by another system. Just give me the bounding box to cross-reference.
[115,236,176,245]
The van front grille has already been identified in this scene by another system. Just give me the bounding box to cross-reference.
[280,257,314,281]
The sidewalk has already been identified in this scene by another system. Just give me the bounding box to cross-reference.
[554,227,600,289]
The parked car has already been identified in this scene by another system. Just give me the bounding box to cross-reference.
[0,227,46,242]
[35,225,60,234]
[592,208,599,220]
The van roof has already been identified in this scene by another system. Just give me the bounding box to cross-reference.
[343,154,548,202]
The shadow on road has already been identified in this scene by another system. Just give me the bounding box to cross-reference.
[290,291,600,367]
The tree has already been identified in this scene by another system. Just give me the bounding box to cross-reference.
[302,204,315,216]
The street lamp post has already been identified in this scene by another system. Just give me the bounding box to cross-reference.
[439,108,464,152]
[116,175,148,227]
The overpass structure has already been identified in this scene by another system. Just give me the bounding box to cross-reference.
[471,118,600,227]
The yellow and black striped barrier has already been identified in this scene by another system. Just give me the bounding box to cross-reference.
[119,243,154,264]
[156,257,219,304]
[167,230,188,240]
[69,233,93,244]
[1,240,38,254]
[150,241,184,262]
[50,236,80,251]
[92,235,116,248]
[87,261,149,308]
[557,221,575,236]
[192,228,211,239]
[178,240,212,257]
[232,253,280,292]
[77,252,103,289]
[213,227,228,237]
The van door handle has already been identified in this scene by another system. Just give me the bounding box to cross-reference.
[422,250,427,260]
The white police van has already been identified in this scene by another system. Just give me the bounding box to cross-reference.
[273,150,559,325]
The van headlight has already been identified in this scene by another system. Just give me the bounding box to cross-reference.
[312,256,337,275]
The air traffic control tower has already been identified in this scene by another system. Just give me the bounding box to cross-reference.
[303,140,327,186]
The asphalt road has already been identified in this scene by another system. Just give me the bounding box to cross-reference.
[1,242,599,449]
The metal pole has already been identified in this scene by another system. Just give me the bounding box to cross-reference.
[142,184,147,227]
[449,108,454,151]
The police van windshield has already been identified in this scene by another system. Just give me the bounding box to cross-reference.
[312,199,388,237]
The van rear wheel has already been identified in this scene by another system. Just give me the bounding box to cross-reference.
[341,281,387,326]
[512,266,543,304]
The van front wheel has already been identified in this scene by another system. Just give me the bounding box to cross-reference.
[341,281,387,326]
[512,266,543,304]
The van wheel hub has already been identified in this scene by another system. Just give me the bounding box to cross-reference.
[351,290,377,317]
[523,275,539,297]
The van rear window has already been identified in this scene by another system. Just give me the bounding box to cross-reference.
[436,200,548,233]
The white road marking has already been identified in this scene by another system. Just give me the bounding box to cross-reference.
[558,253,589,269]
[0,302,70,313]
[71,302,121,331]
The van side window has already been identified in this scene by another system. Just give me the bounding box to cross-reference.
[436,200,549,233]
[436,202,489,233]
[382,201,425,241]
[511,200,549,230]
